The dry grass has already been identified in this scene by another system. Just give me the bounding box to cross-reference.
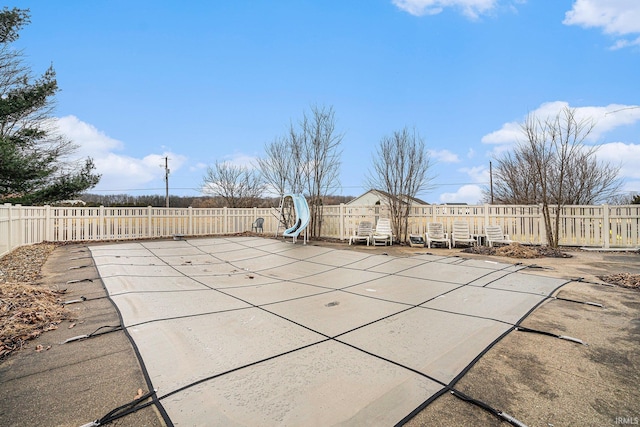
[598,273,640,290]
[0,243,71,358]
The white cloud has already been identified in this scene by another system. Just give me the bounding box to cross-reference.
[55,115,123,157]
[429,149,460,163]
[563,0,640,49]
[597,142,640,179]
[564,0,640,35]
[482,101,640,146]
[481,120,522,145]
[439,184,484,203]
[461,165,489,183]
[219,152,259,169]
[53,115,187,192]
[392,0,498,19]
[437,166,488,204]
[610,36,640,50]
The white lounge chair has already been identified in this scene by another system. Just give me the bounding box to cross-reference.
[425,222,451,249]
[372,218,393,246]
[349,221,373,246]
[485,225,514,247]
[451,221,477,248]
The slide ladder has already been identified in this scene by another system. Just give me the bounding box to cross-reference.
[281,194,310,244]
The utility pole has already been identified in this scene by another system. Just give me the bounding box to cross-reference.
[164,156,170,208]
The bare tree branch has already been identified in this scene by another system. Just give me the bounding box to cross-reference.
[202,161,265,208]
[258,104,343,238]
[487,106,622,247]
[367,127,433,243]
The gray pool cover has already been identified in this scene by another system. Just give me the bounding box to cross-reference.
[89,236,567,426]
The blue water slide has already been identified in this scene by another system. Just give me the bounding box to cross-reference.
[282,194,310,241]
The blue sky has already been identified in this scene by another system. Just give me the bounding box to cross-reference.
[9,0,640,203]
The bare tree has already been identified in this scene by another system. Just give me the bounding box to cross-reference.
[367,127,433,243]
[298,105,343,238]
[488,107,621,247]
[256,135,291,197]
[202,161,264,208]
[258,105,343,238]
[490,150,540,204]
[608,192,640,204]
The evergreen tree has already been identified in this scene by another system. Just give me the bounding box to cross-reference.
[0,7,100,205]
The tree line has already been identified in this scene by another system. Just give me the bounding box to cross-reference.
[76,193,354,208]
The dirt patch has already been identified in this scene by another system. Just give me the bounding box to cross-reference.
[462,242,572,259]
[0,243,72,359]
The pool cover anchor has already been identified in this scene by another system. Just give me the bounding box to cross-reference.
[525,264,554,270]
[62,296,87,305]
[66,278,95,284]
[515,326,587,346]
[62,325,122,344]
[552,296,603,308]
[79,389,158,427]
[450,389,528,427]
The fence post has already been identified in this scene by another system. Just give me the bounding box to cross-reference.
[16,204,24,247]
[602,204,610,249]
[99,206,105,240]
[45,205,52,242]
[223,207,228,234]
[538,204,547,245]
[145,206,151,238]
[484,203,490,231]
[6,203,13,251]
[339,203,345,241]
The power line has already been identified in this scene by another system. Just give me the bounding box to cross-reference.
[605,106,640,115]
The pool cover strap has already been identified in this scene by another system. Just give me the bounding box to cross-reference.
[62,325,122,344]
[80,389,157,426]
[450,389,528,427]
[515,326,587,345]
[552,295,603,307]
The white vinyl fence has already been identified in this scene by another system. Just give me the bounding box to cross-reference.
[1,203,639,257]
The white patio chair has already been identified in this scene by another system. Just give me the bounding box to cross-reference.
[451,221,477,248]
[425,222,451,249]
[349,221,373,246]
[372,218,393,246]
[485,225,514,247]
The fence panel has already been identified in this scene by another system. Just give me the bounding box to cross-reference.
[558,205,605,247]
[485,205,543,245]
[2,203,639,257]
[610,205,640,248]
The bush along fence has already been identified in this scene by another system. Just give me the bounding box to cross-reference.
[1,203,639,257]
